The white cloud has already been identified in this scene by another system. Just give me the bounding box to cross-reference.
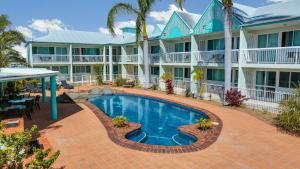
[266,0,289,3]
[13,45,27,58]
[149,4,187,23]
[29,18,67,33]
[99,20,154,35]
[16,26,33,39]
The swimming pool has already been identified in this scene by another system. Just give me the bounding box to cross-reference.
[89,94,209,146]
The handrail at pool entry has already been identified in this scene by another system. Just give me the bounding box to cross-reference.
[137,132,147,143]
[172,134,182,145]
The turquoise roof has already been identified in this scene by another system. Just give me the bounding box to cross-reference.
[30,0,300,45]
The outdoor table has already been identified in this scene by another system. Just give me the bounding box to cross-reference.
[8,98,33,104]
[0,105,26,112]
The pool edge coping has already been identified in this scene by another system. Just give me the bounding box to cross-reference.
[83,93,223,154]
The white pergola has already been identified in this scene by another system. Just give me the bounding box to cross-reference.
[0,68,59,120]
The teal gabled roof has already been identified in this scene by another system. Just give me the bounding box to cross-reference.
[160,11,201,39]
[193,0,242,35]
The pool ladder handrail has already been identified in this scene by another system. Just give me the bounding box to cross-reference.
[172,134,182,145]
[137,131,147,143]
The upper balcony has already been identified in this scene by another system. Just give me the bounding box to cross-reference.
[32,54,69,64]
[161,52,191,64]
[241,46,300,68]
[122,54,140,63]
[113,55,122,63]
[72,55,103,63]
[149,54,160,64]
[193,50,239,66]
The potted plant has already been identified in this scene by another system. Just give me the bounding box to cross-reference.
[192,69,205,99]
[112,116,128,128]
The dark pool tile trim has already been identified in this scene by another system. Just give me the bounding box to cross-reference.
[84,94,222,154]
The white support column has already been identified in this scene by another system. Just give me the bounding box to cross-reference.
[69,44,73,82]
[103,46,106,81]
[109,45,113,81]
[238,28,248,93]
[190,35,198,93]
[138,43,144,84]
[28,43,33,67]
[159,40,166,89]
[121,46,127,78]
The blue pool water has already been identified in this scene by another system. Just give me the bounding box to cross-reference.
[89,94,208,146]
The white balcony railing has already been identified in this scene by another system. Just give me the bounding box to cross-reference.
[72,55,103,63]
[241,46,300,64]
[149,54,160,64]
[113,55,122,62]
[162,52,191,64]
[173,78,191,89]
[122,54,139,63]
[150,75,160,84]
[32,54,69,63]
[193,50,239,64]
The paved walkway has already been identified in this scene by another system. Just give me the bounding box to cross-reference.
[29,87,300,169]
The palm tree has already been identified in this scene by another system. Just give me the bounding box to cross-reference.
[0,15,26,67]
[107,0,157,88]
[176,0,233,104]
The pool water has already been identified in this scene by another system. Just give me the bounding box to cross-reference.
[89,94,208,146]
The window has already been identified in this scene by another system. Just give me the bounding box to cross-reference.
[175,43,184,52]
[208,38,225,51]
[279,72,300,88]
[174,68,183,80]
[113,65,119,74]
[81,48,100,55]
[72,66,91,74]
[134,66,138,75]
[282,30,300,47]
[32,47,54,54]
[151,67,159,75]
[151,46,160,54]
[133,48,138,54]
[184,68,190,78]
[52,66,68,74]
[279,72,290,88]
[72,48,80,55]
[56,47,67,55]
[185,42,191,52]
[207,69,224,82]
[256,71,276,87]
[258,33,278,48]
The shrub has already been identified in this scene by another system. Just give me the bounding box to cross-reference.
[93,65,104,85]
[277,87,300,133]
[114,78,127,86]
[196,118,212,130]
[192,69,205,98]
[185,88,191,97]
[225,89,246,107]
[160,72,174,94]
[151,84,159,90]
[112,116,128,127]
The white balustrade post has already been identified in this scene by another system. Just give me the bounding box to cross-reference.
[69,44,73,82]
[109,45,113,81]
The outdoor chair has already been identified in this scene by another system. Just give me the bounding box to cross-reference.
[61,80,74,89]
[24,100,34,119]
[34,95,41,110]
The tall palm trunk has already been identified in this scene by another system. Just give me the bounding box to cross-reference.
[224,5,232,104]
[142,20,150,88]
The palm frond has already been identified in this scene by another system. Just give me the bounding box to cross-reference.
[135,15,142,44]
[0,15,11,33]
[107,3,139,36]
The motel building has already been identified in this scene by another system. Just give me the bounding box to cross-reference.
[27,0,300,113]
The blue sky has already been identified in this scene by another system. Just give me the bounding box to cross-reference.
[0,0,284,56]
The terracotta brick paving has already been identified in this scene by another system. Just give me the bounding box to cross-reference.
[27,87,300,169]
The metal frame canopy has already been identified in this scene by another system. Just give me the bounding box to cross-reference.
[0,68,59,120]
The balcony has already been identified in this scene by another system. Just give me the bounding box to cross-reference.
[162,52,191,64]
[193,50,239,65]
[149,54,160,64]
[122,54,139,63]
[32,54,69,64]
[113,55,122,62]
[241,47,300,65]
[72,55,103,63]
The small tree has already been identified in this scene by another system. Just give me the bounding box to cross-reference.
[26,148,60,169]
[160,72,174,94]
[192,69,205,98]
[278,86,300,133]
[93,65,104,85]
